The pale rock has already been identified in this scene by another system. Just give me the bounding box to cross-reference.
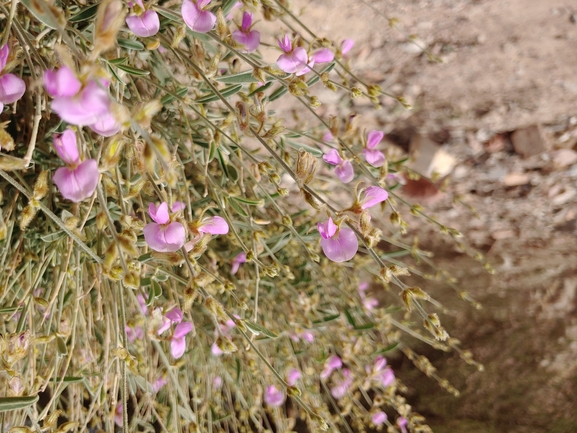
[551,149,577,168]
[503,172,530,186]
[409,134,456,178]
[510,124,550,157]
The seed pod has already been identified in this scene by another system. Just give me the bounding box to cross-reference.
[20,202,38,231]
[33,170,49,200]
[93,0,126,54]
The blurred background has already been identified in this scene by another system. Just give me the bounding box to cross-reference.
[288,0,577,431]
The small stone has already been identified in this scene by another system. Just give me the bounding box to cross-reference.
[491,230,515,240]
[551,149,577,168]
[409,134,457,178]
[503,172,530,186]
[510,124,550,157]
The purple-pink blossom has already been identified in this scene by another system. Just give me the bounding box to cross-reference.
[52,130,100,202]
[0,45,26,112]
[360,186,389,209]
[264,385,285,407]
[287,369,302,386]
[126,0,160,37]
[371,356,395,388]
[363,130,386,167]
[43,66,120,136]
[323,149,354,183]
[232,12,260,52]
[276,35,308,74]
[197,215,229,235]
[397,417,408,433]
[296,47,335,76]
[330,368,353,399]
[320,355,342,380]
[231,252,246,275]
[143,202,186,252]
[171,321,193,358]
[317,217,358,262]
[372,411,387,426]
[341,39,355,56]
[182,0,216,33]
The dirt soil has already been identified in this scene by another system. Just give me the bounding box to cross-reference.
[289,0,577,432]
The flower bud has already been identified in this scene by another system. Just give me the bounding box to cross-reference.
[295,149,319,188]
[33,170,49,200]
[93,0,126,55]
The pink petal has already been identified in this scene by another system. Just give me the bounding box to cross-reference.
[335,160,354,183]
[44,67,81,98]
[165,307,183,323]
[233,29,261,52]
[311,48,334,63]
[211,342,223,356]
[0,102,4,112]
[0,74,25,105]
[300,330,314,343]
[53,130,79,165]
[372,411,387,426]
[361,186,388,209]
[241,11,252,31]
[320,227,358,262]
[172,201,186,212]
[379,369,395,388]
[148,202,170,224]
[156,316,171,335]
[264,385,285,407]
[182,0,216,33]
[326,355,342,370]
[126,9,160,37]
[397,417,408,433]
[278,34,292,53]
[170,336,186,358]
[295,59,313,76]
[143,221,186,252]
[317,217,337,240]
[322,149,342,166]
[366,130,384,149]
[51,81,111,126]
[322,130,334,142]
[152,376,167,393]
[231,252,246,275]
[359,282,369,292]
[198,216,229,235]
[362,148,386,167]
[114,404,123,427]
[173,321,193,338]
[89,112,121,137]
[277,47,308,74]
[0,45,8,71]
[374,356,387,372]
[53,159,99,202]
[341,39,354,55]
[287,369,301,386]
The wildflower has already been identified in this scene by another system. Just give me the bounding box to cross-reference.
[182,0,216,33]
[43,66,120,136]
[372,411,387,426]
[231,252,246,275]
[290,329,315,343]
[371,356,395,388]
[341,39,355,56]
[363,130,386,167]
[287,369,301,386]
[126,325,144,342]
[197,216,229,235]
[320,355,342,380]
[152,376,167,393]
[232,12,260,52]
[264,385,285,407]
[0,45,26,112]
[323,149,354,183]
[213,376,223,389]
[317,217,358,262]
[171,321,193,358]
[211,319,236,356]
[297,47,335,76]
[276,35,308,74]
[114,403,123,427]
[52,130,100,202]
[126,0,160,37]
[360,186,389,209]
[143,202,186,252]
[397,417,408,433]
[330,368,352,399]
[322,130,334,142]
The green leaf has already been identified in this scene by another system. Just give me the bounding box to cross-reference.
[215,70,259,84]
[0,395,39,412]
[117,38,145,51]
[41,231,65,242]
[160,86,189,105]
[150,280,162,302]
[344,308,356,327]
[268,85,287,102]
[375,342,399,354]
[229,198,248,217]
[69,3,99,23]
[53,376,84,383]
[115,64,150,76]
[313,313,340,324]
[56,336,68,355]
[230,196,264,206]
[354,323,375,330]
[196,84,243,103]
[248,81,273,97]
[0,306,21,314]
[20,0,63,29]
[244,321,278,339]
[154,6,181,21]
[108,57,128,65]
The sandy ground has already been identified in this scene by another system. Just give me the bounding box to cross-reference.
[286,0,577,431]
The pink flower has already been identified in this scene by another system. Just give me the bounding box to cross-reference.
[322,130,334,142]
[287,369,301,386]
[182,0,216,33]
[330,369,352,399]
[232,12,260,52]
[397,417,408,433]
[165,306,183,323]
[323,149,354,183]
[360,186,388,209]
[363,130,386,167]
[372,356,395,388]
[320,355,342,380]
[317,217,358,262]
[0,45,26,112]
[296,48,335,76]
[52,130,100,202]
[197,216,229,235]
[341,39,355,56]
[231,252,246,275]
[152,376,167,393]
[126,325,144,342]
[264,385,285,407]
[44,67,120,136]
[372,411,387,426]
[171,321,193,358]
[276,35,308,74]
[126,0,160,37]
[143,202,186,252]
[114,403,123,427]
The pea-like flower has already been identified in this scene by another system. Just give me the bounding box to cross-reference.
[287,369,302,386]
[323,149,354,183]
[143,202,186,252]
[155,307,194,359]
[0,45,26,112]
[182,0,216,33]
[372,411,387,426]
[330,368,353,399]
[317,217,358,262]
[363,130,386,167]
[126,0,160,37]
[360,186,389,209]
[197,216,229,235]
[296,47,335,76]
[276,35,308,74]
[231,252,246,275]
[52,130,100,202]
[232,12,260,53]
[264,385,285,407]
[321,355,343,380]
